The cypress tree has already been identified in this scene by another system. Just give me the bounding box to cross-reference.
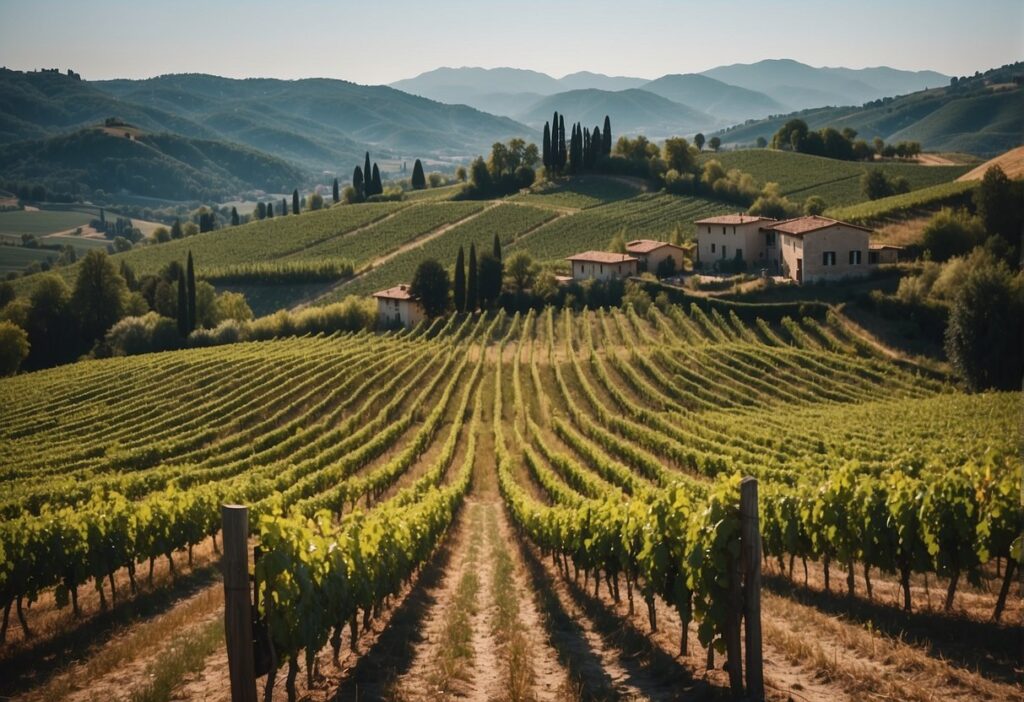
[170,218,183,239]
[558,115,567,168]
[592,125,602,165]
[186,251,196,332]
[584,127,591,169]
[281,198,287,216]
[542,122,551,170]
[353,166,365,201]
[467,243,478,312]
[364,152,372,190]
[332,178,340,203]
[603,115,612,155]
[411,159,426,190]
[292,189,300,215]
[454,246,466,312]
[231,206,240,226]
[176,269,188,337]
[255,203,265,220]
[493,233,502,262]
[267,201,274,218]
[371,164,383,196]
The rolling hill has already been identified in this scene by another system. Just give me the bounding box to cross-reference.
[516,88,718,137]
[0,126,305,201]
[712,73,1024,157]
[700,59,948,110]
[0,69,535,175]
[640,74,785,123]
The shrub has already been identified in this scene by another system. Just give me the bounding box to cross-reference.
[99,312,180,357]
[920,208,986,262]
[0,321,29,375]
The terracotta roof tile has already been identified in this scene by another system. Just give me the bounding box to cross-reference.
[566,251,639,264]
[373,284,416,301]
[767,215,873,236]
[625,239,685,254]
[694,214,776,225]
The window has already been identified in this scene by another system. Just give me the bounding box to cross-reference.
[822,251,836,266]
[600,264,604,273]
[736,248,742,259]
[721,245,727,259]
[732,226,736,235]
[869,251,880,264]
[765,231,776,246]
[711,243,716,253]
[849,250,862,265]
[722,227,726,234]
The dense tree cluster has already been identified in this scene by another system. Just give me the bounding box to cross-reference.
[771,119,921,162]
[345,152,387,203]
[457,139,539,199]
[542,112,612,175]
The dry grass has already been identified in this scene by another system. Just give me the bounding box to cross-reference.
[487,506,535,702]
[24,585,223,701]
[429,503,483,691]
[958,146,1024,181]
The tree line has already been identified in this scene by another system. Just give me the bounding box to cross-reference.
[771,119,921,162]
[542,113,612,175]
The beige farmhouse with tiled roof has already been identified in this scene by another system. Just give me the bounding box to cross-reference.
[373,284,425,328]
[567,251,639,281]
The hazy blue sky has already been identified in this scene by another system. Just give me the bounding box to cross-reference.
[1,0,1021,83]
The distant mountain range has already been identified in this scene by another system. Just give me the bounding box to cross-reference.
[0,69,533,175]
[388,61,951,131]
[711,62,1024,156]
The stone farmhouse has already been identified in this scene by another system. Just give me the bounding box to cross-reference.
[373,284,425,328]
[625,239,688,275]
[695,214,892,284]
[567,251,639,281]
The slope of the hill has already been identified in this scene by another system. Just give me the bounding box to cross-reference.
[93,73,533,168]
[640,74,785,123]
[0,126,305,201]
[696,149,970,207]
[958,146,1024,181]
[712,63,1024,156]
[516,88,718,136]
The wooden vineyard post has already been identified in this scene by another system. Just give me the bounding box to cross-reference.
[222,505,258,702]
[740,477,765,701]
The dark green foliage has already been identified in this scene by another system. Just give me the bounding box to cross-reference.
[708,136,721,152]
[371,164,383,196]
[411,159,426,190]
[231,206,240,226]
[292,189,300,215]
[694,133,705,152]
[974,165,1024,264]
[170,219,183,239]
[198,210,216,233]
[477,251,503,309]
[458,139,537,200]
[267,201,274,218]
[21,274,77,368]
[186,251,196,332]
[771,118,889,161]
[353,166,365,201]
[332,178,340,203]
[921,209,986,261]
[453,246,466,312]
[944,256,1023,390]
[282,198,288,216]
[558,115,567,169]
[71,250,128,346]
[861,169,910,200]
[467,243,478,312]
[409,259,449,318]
[655,255,677,278]
[255,203,266,220]
[0,281,14,308]
[542,123,551,170]
[364,153,372,191]
[602,115,612,156]
[176,269,188,336]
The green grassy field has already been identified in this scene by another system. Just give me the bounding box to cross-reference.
[826,180,979,224]
[0,209,94,237]
[0,245,59,276]
[697,150,970,207]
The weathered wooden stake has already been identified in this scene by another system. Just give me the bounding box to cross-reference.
[741,477,765,701]
[222,505,258,702]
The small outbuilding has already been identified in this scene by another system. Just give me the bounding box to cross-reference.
[373,284,426,328]
[694,214,779,269]
[625,239,687,276]
[868,243,902,265]
[567,251,639,281]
